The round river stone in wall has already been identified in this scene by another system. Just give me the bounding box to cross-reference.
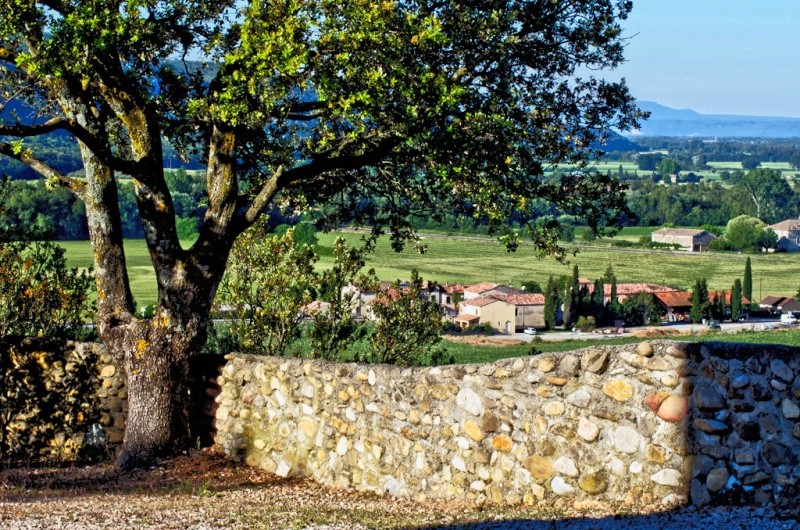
[602,380,634,402]
[578,469,609,494]
[524,456,553,481]
[613,426,641,454]
[544,401,565,416]
[577,417,600,442]
[551,476,575,496]
[657,394,689,422]
[706,467,729,492]
[457,387,484,417]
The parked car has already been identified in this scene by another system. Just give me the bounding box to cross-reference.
[706,320,721,330]
[523,327,538,335]
[780,314,798,325]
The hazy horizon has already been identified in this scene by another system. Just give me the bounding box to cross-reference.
[615,1,800,119]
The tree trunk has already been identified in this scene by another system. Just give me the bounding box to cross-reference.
[109,310,208,470]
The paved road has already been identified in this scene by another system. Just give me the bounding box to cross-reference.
[504,318,793,343]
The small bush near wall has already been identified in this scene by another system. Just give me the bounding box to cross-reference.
[0,338,102,468]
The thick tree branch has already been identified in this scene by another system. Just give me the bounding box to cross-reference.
[0,117,66,136]
[243,165,284,224]
[281,136,401,185]
[0,140,86,198]
[234,136,401,228]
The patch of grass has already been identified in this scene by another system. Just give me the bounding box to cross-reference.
[170,479,217,498]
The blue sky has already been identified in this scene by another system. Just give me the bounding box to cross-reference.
[613,1,800,117]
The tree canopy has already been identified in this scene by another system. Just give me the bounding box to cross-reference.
[0,0,642,467]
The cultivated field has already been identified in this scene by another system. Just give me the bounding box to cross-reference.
[60,232,800,308]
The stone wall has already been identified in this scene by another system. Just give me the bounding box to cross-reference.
[214,340,800,510]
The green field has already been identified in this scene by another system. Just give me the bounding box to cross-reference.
[60,233,800,308]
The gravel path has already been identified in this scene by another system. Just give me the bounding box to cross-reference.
[1,451,798,529]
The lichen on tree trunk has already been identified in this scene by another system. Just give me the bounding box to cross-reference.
[109,311,208,469]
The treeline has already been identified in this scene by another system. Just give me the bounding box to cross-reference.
[535,265,662,332]
[2,169,207,240]
[604,136,800,169]
[626,169,799,226]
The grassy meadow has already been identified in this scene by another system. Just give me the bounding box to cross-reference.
[60,231,800,308]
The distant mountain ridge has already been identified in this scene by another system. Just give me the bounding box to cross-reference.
[630,101,800,138]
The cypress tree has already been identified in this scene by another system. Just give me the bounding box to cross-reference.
[544,275,558,330]
[564,265,580,327]
[690,278,710,324]
[731,279,743,322]
[562,283,573,329]
[743,257,753,307]
[592,278,604,322]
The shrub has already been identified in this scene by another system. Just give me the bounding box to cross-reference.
[0,239,94,340]
[575,316,596,332]
[306,238,373,361]
[216,220,318,355]
[363,270,452,366]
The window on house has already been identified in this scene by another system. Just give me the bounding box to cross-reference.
[446,296,451,304]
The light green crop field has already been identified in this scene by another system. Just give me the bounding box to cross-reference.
[317,232,799,297]
[60,233,800,308]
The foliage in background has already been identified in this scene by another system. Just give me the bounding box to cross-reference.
[690,278,711,324]
[364,270,450,367]
[709,215,777,252]
[731,279,743,322]
[620,292,661,326]
[0,238,94,339]
[543,276,559,330]
[216,222,317,356]
[744,257,754,308]
[306,237,373,361]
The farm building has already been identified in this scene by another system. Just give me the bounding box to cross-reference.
[759,295,800,315]
[455,289,547,332]
[768,218,800,252]
[455,297,515,333]
[651,228,716,251]
[654,291,693,321]
[505,293,547,330]
[759,295,786,313]
[778,297,800,315]
[654,290,749,322]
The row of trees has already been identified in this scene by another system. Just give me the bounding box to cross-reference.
[540,265,662,331]
[626,169,798,227]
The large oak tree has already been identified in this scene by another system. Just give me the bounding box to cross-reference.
[1,0,641,468]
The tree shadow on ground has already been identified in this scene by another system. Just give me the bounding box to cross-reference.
[0,448,297,500]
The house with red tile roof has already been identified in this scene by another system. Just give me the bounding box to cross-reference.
[455,296,515,333]
[655,290,750,322]
[463,282,501,300]
[654,291,694,321]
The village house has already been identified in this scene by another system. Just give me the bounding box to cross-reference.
[759,295,786,314]
[454,283,547,333]
[768,218,800,252]
[423,282,464,318]
[758,295,800,316]
[655,290,750,322]
[454,296,515,333]
[650,228,717,252]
